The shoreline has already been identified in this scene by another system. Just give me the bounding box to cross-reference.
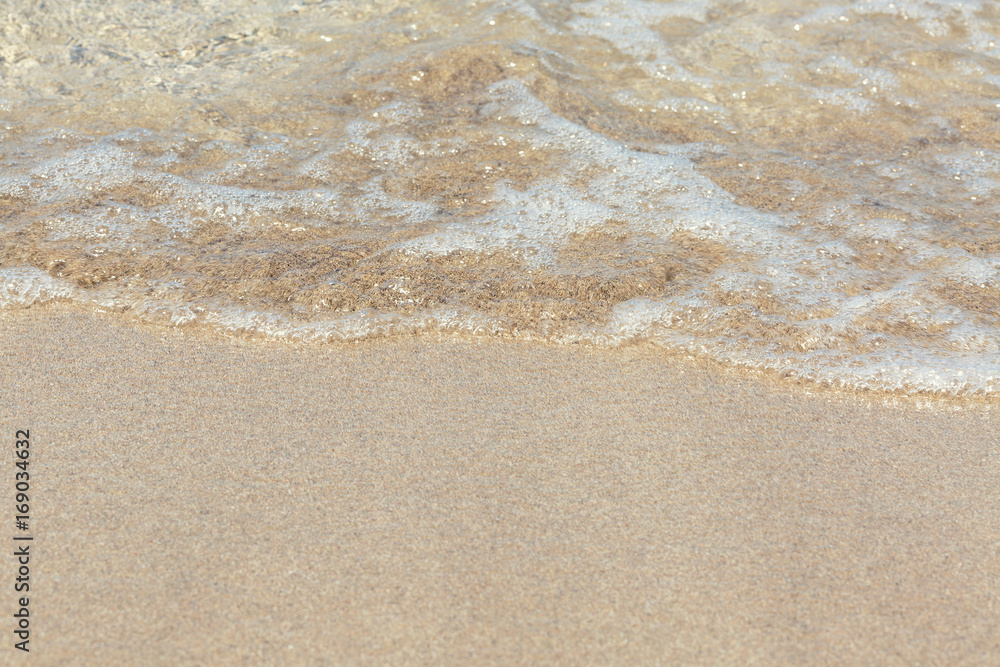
[2,305,998,663]
[9,300,999,408]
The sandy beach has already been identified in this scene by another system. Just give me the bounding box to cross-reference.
[0,306,995,664]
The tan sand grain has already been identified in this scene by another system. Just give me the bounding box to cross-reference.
[1,307,997,664]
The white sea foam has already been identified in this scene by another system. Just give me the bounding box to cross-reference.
[0,268,80,309]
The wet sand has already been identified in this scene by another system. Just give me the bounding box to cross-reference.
[1,306,997,664]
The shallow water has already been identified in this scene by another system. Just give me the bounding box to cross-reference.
[2,0,999,395]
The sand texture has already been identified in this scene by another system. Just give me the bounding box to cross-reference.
[1,307,998,664]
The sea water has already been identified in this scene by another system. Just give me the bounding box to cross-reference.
[1,0,999,395]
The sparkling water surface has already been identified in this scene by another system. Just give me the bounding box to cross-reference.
[2,0,1000,394]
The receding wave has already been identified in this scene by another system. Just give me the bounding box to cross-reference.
[2,0,1000,395]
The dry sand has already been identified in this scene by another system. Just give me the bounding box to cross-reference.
[1,306,998,664]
